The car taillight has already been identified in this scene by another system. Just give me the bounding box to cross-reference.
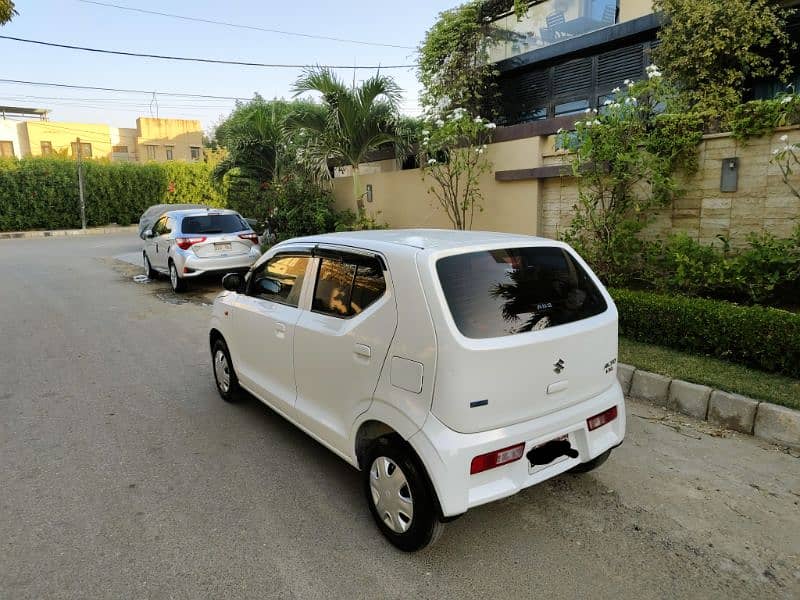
[470,442,525,475]
[239,232,259,244]
[175,236,206,250]
[587,406,618,431]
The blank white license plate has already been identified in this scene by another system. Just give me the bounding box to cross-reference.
[214,242,232,251]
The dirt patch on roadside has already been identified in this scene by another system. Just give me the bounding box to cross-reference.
[100,257,220,307]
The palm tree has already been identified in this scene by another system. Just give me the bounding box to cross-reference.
[289,67,404,217]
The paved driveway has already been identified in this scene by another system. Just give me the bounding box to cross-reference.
[1,233,798,599]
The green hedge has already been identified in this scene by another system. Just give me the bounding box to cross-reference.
[611,288,800,378]
[0,157,225,231]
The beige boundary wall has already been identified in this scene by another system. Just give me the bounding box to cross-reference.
[333,125,800,247]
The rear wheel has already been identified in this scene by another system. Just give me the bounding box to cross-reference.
[569,448,612,474]
[212,338,241,403]
[363,437,444,552]
[143,251,157,279]
[169,260,187,293]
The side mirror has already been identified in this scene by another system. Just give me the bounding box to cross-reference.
[143,229,154,239]
[256,277,282,295]
[222,272,244,292]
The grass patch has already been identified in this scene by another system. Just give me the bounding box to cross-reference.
[619,337,800,410]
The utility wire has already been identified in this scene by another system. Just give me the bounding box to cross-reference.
[76,0,416,50]
[0,78,250,101]
[0,35,416,69]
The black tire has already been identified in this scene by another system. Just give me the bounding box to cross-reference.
[211,338,241,403]
[169,260,187,293]
[143,251,158,279]
[363,437,444,552]
[569,448,612,474]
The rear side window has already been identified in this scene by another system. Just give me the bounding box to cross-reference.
[181,214,246,234]
[313,256,386,318]
[436,247,607,339]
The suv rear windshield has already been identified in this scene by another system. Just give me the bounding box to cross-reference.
[436,246,607,339]
[181,214,247,234]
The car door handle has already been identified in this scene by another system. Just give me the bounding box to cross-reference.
[547,380,569,394]
[354,344,371,359]
[274,322,287,337]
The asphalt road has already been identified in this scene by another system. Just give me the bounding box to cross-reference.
[1,233,799,600]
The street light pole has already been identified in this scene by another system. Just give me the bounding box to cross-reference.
[76,137,86,230]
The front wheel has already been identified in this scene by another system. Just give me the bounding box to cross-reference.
[143,251,157,279]
[169,261,187,293]
[363,437,444,552]
[212,338,241,403]
[569,448,612,474]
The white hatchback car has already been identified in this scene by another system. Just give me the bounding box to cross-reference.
[209,230,625,551]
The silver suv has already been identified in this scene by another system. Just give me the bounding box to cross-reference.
[142,208,261,292]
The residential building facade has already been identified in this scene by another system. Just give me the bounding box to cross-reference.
[0,109,203,163]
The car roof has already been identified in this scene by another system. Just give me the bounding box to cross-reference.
[166,208,240,218]
[287,229,552,252]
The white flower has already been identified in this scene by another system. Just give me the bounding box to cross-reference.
[481,144,488,150]
[474,116,483,123]
[427,158,437,165]
[781,96,792,104]
[584,120,593,128]
[435,119,444,127]
[593,119,601,125]
[422,140,428,146]
[603,99,612,105]
[584,108,592,114]
[772,148,781,155]
[485,122,496,129]
[612,87,621,93]
[780,134,789,142]
[422,129,430,135]
[624,79,632,85]
[476,148,484,154]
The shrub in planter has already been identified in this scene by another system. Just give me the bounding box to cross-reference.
[611,288,800,378]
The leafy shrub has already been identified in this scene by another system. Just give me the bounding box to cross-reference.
[334,209,387,232]
[259,175,337,243]
[0,157,223,231]
[611,288,800,378]
[641,230,800,306]
[730,93,800,140]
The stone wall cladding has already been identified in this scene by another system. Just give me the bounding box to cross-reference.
[540,127,800,246]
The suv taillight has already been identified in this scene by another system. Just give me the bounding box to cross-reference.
[587,406,618,431]
[239,232,259,244]
[470,442,525,475]
[175,236,206,250]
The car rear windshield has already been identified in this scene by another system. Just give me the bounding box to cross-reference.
[181,214,247,234]
[436,246,608,339]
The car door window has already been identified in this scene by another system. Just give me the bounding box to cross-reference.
[153,216,170,236]
[312,256,386,318]
[249,254,310,307]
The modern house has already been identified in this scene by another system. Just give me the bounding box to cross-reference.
[490,0,800,126]
[0,107,204,163]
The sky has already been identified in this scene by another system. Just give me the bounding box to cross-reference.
[1,0,455,134]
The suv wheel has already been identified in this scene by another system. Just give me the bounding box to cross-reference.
[363,437,444,552]
[143,251,157,279]
[212,338,241,402]
[169,260,187,293]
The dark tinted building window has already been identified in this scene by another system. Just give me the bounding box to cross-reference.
[436,247,607,339]
[313,256,386,318]
[181,214,246,234]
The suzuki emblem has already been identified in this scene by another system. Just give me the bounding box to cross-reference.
[553,358,565,374]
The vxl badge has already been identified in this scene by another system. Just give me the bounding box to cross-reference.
[553,358,565,374]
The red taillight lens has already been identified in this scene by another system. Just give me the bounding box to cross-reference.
[175,236,206,250]
[587,406,618,431]
[470,442,525,475]
[239,232,259,244]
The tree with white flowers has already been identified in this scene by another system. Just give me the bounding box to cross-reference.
[419,108,494,230]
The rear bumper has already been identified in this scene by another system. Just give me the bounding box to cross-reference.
[409,381,626,517]
[173,247,260,278]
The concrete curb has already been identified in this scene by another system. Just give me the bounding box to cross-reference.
[0,225,138,240]
[619,363,800,450]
